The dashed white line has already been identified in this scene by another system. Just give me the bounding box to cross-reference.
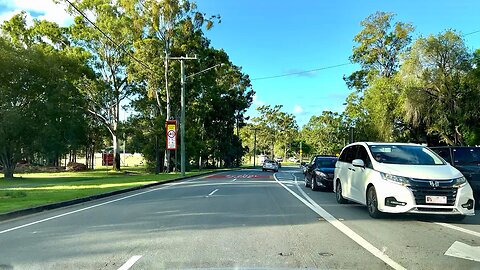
[274,172,406,270]
[118,255,142,270]
[231,178,237,182]
[435,222,480,238]
[207,189,219,197]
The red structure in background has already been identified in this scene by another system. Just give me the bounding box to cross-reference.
[102,148,114,166]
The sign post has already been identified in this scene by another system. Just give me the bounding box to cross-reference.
[166,120,177,150]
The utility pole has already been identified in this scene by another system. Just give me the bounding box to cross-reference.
[253,128,257,167]
[171,56,220,176]
[300,140,303,163]
[176,56,197,176]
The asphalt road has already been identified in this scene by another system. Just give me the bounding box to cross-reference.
[0,167,479,269]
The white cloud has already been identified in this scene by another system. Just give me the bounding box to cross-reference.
[293,105,303,114]
[252,94,265,107]
[0,0,72,26]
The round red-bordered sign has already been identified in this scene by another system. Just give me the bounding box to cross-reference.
[168,130,176,138]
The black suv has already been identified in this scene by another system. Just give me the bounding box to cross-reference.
[430,146,480,205]
[304,155,337,191]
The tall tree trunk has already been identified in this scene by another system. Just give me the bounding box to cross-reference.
[113,133,120,170]
[0,151,15,179]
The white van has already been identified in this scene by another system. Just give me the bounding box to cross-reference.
[334,142,475,219]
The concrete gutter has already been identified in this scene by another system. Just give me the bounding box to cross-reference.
[0,169,236,222]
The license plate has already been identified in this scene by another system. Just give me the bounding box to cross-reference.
[425,195,447,204]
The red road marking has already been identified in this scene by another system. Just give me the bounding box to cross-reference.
[206,174,264,179]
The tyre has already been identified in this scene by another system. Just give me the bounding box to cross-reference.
[311,176,319,191]
[335,180,347,204]
[262,169,265,172]
[366,186,383,218]
[304,177,310,188]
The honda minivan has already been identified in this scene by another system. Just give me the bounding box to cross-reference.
[334,142,475,219]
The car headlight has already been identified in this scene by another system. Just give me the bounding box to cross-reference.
[453,176,467,188]
[380,172,411,186]
[315,171,327,178]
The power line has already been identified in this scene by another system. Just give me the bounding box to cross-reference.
[464,29,480,36]
[251,63,353,81]
[63,0,155,74]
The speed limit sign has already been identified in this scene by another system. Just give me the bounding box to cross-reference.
[166,120,177,150]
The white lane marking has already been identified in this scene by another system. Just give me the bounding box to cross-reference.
[118,255,142,270]
[0,178,199,235]
[207,189,219,197]
[231,178,237,182]
[445,241,480,262]
[273,173,406,270]
[435,222,480,238]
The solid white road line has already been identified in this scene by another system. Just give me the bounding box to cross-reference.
[0,178,199,235]
[435,222,480,238]
[118,255,142,270]
[207,189,219,197]
[274,173,406,270]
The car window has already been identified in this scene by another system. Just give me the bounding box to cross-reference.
[356,145,373,169]
[452,148,480,165]
[315,158,337,168]
[369,145,444,165]
[432,148,451,163]
[344,146,357,164]
[338,149,348,162]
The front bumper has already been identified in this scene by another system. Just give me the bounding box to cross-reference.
[375,181,475,216]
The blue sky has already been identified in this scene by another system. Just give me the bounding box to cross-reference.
[1,0,480,127]
[195,0,480,127]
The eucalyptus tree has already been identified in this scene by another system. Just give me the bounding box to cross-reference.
[343,12,415,142]
[0,36,88,178]
[252,105,298,159]
[301,111,345,155]
[401,30,474,145]
[122,0,219,171]
[67,0,137,170]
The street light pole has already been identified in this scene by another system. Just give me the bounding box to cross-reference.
[180,59,186,176]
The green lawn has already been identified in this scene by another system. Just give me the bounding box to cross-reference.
[0,167,216,215]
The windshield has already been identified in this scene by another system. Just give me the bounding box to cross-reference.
[369,145,445,165]
[316,158,337,168]
[453,148,480,165]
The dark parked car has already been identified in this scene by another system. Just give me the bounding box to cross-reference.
[430,146,480,205]
[304,155,337,191]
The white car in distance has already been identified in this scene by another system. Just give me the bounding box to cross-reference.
[262,160,279,172]
[334,142,475,219]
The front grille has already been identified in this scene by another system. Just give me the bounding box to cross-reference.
[416,207,454,212]
[408,178,457,206]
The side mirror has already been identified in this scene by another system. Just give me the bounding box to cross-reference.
[352,159,365,168]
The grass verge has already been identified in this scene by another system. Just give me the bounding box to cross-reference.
[0,167,217,215]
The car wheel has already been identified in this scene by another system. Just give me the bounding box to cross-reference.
[311,176,319,191]
[304,177,310,188]
[335,180,347,204]
[366,186,383,218]
[262,169,265,172]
